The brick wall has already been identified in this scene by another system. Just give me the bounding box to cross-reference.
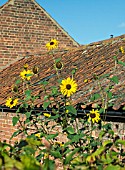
[0,111,23,144]
[0,0,79,70]
[1,110,125,145]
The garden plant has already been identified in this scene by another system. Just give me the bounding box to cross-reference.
[0,39,125,170]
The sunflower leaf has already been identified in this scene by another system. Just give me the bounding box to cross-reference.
[55,57,61,63]
[66,105,77,115]
[43,101,51,109]
[12,116,19,126]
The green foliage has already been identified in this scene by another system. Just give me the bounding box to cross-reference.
[2,48,125,170]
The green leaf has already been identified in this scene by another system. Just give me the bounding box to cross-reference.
[110,76,119,84]
[12,116,19,126]
[57,78,63,84]
[115,139,125,146]
[65,105,77,115]
[25,73,33,77]
[11,129,22,139]
[64,148,80,165]
[46,133,58,140]
[44,95,49,100]
[107,91,112,99]
[71,68,77,75]
[50,151,62,159]
[99,108,105,114]
[51,86,58,95]
[15,79,21,84]
[99,130,106,139]
[102,140,112,147]
[90,93,101,101]
[113,56,117,60]
[22,103,29,108]
[67,126,75,134]
[26,112,31,118]
[70,134,85,143]
[43,101,51,109]
[105,165,121,170]
[25,89,32,97]
[118,60,125,66]
[49,114,60,120]
[25,118,30,124]
[101,73,110,79]
[55,57,61,63]
[40,81,48,86]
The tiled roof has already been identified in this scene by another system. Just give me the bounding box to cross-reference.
[0,34,125,111]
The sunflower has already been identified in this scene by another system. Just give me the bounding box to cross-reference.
[6,97,18,108]
[23,63,29,70]
[12,85,18,93]
[20,69,33,81]
[35,133,41,139]
[32,66,39,74]
[46,39,58,51]
[87,109,100,124]
[43,113,51,118]
[54,61,63,70]
[60,77,78,97]
[119,46,124,54]
[55,141,64,147]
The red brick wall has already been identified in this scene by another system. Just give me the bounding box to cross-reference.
[0,111,23,144]
[0,0,79,70]
[1,110,125,145]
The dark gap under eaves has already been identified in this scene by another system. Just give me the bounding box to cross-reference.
[1,105,125,123]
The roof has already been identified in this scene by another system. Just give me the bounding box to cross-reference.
[0,34,125,111]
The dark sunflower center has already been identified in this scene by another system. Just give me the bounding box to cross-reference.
[90,113,96,118]
[10,100,14,105]
[50,42,54,45]
[66,84,71,90]
[56,61,62,69]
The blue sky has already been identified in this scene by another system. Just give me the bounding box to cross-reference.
[1,0,125,44]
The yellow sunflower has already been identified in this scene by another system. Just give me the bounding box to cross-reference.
[6,97,18,108]
[23,63,29,70]
[55,141,64,147]
[43,113,51,118]
[20,69,33,81]
[119,46,124,54]
[46,39,58,51]
[60,77,78,97]
[35,133,41,139]
[87,109,100,124]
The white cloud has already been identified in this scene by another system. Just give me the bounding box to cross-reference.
[118,22,125,28]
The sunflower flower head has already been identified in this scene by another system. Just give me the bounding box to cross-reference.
[43,113,51,118]
[6,97,18,108]
[32,66,39,74]
[20,69,33,81]
[119,46,124,54]
[87,109,100,124]
[55,61,63,70]
[55,141,64,147]
[23,63,29,70]
[60,77,78,97]
[35,133,41,139]
[12,85,18,93]
[46,39,58,51]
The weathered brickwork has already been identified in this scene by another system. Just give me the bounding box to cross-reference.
[0,0,79,70]
[0,111,125,145]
